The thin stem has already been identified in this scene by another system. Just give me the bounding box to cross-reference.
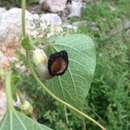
[5,71,14,112]
[22,0,26,36]
[28,57,106,130]
[64,106,69,125]
[82,119,86,130]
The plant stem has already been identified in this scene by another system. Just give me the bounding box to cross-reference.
[22,0,26,36]
[64,106,69,125]
[5,71,14,112]
[28,58,106,130]
[82,119,86,130]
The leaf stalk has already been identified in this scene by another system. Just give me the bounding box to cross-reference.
[5,71,14,112]
[22,0,26,37]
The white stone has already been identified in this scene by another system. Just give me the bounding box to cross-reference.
[39,0,68,12]
[68,0,82,17]
[0,8,37,47]
[40,13,62,26]
[0,8,6,13]
[0,8,7,24]
[0,8,62,48]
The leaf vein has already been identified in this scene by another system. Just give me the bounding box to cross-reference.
[15,112,27,130]
[0,113,8,129]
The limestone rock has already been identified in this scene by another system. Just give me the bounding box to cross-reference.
[0,8,6,22]
[39,0,68,12]
[68,0,82,17]
[0,8,38,48]
[40,13,62,26]
[0,8,62,49]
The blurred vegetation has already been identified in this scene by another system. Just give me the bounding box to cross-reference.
[80,0,130,130]
[2,0,130,130]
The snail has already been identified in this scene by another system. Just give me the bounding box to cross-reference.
[33,49,69,80]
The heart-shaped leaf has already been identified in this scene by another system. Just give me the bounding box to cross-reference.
[0,110,52,130]
[47,34,96,110]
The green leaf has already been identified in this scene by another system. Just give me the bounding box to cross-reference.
[21,36,32,50]
[47,34,96,110]
[0,110,53,130]
[1,69,52,130]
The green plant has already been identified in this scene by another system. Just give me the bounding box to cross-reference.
[79,1,130,130]
[0,0,106,130]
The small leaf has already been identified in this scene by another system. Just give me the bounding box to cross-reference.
[47,34,96,110]
[21,36,32,50]
[0,110,53,130]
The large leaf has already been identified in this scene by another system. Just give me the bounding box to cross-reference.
[0,110,52,130]
[47,34,96,110]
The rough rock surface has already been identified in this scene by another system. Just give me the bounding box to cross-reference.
[39,0,68,12]
[0,8,38,48]
[40,13,62,25]
[39,0,83,17]
[68,0,82,17]
[0,8,62,49]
